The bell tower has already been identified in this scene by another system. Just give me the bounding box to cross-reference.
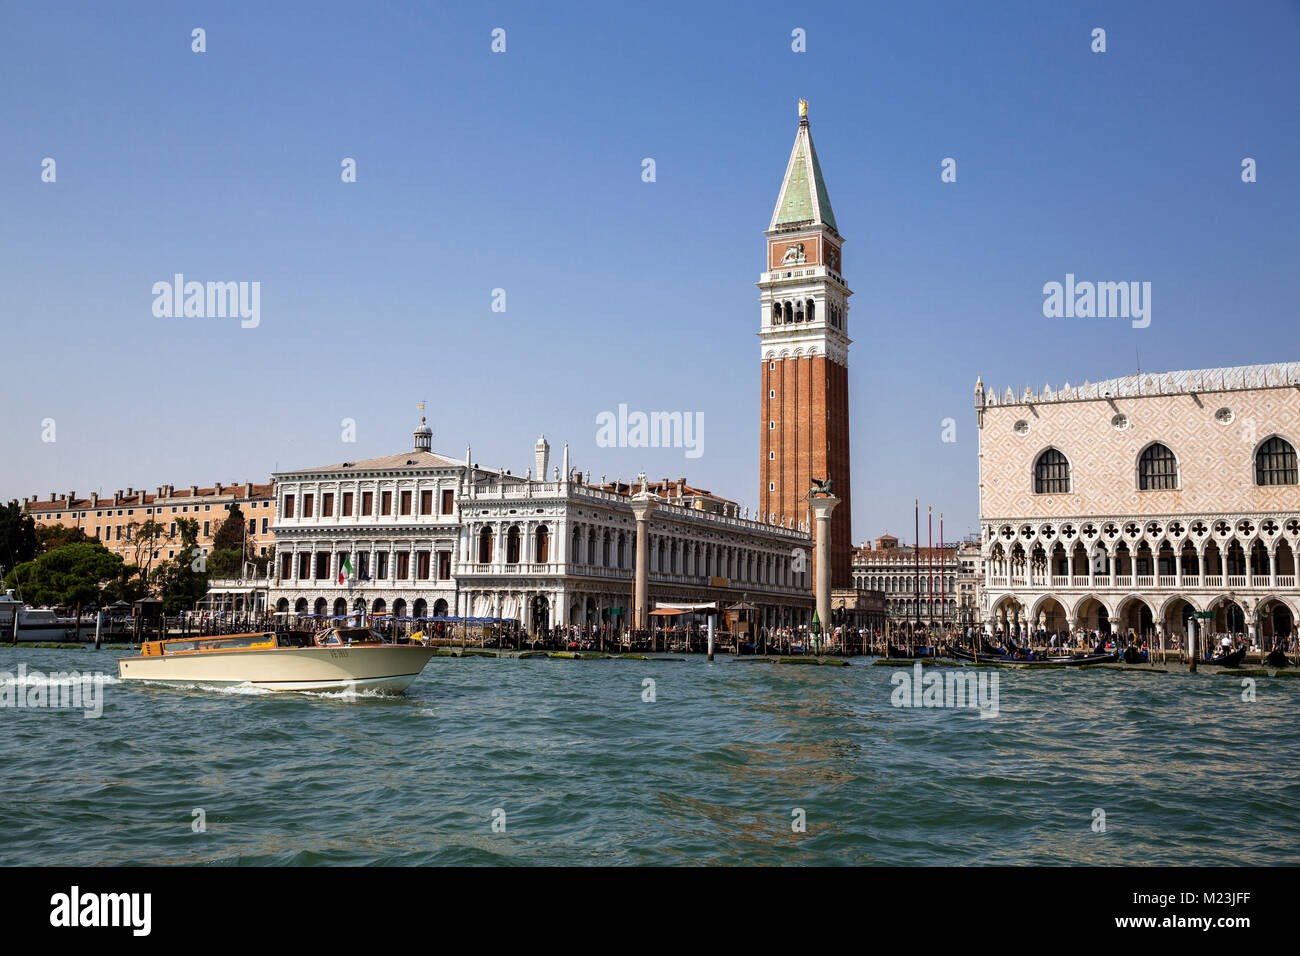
[758,100,853,588]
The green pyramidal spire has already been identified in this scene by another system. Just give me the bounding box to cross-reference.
[769,101,838,233]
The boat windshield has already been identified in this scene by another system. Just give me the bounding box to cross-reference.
[317,628,388,646]
[337,628,387,645]
[276,632,315,648]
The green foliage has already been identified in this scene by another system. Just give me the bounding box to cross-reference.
[153,518,207,614]
[0,500,39,570]
[211,503,248,556]
[206,548,244,578]
[2,541,124,608]
[126,518,172,580]
[35,522,89,554]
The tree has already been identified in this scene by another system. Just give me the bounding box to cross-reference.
[212,503,249,554]
[0,500,38,573]
[3,541,125,641]
[35,523,90,554]
[154,518,207,614]
[126,518,172,583]
[208,503,254,579]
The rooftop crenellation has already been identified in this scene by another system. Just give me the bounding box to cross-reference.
[975,362,1300,409]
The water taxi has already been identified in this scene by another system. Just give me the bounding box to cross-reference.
[117,626,438,693]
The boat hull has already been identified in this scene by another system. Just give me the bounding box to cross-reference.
[117,645,439,694]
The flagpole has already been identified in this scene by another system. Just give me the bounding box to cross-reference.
[913,500,920,644]
[940,512,945,635]
[928,506,933,642]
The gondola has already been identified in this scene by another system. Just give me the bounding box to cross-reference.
[944,643,1117,666]
[887,643,940,659]
[1266,649,1293,668]
[1205,646,1247,667]
[1122,646,1149,664]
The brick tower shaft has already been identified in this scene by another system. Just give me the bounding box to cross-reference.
[757,101,853,589]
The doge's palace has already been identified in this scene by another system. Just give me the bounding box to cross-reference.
[976,363,1300,646]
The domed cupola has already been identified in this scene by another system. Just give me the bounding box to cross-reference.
[413,416,433,452]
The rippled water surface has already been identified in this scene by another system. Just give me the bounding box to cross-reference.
[2,647,1297,865]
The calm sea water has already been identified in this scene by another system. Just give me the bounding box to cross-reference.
[1,646,1297,866]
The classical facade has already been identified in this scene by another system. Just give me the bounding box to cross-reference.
[976,362,1300,645]
[758,101,853,588]
[851,534,963,628]
[269,419,467,620]
[269,421,815,629]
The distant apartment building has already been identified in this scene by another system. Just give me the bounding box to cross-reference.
[19,481,277,567]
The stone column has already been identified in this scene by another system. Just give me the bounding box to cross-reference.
[631,493,658,632]
[810,495,840,649]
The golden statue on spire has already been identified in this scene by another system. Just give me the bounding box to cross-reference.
[798,98,808,118]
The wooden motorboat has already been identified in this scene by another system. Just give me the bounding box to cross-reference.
[117,626,438,693]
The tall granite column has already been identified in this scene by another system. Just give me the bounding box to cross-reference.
[810,495,840,651]
[631,488,658,633]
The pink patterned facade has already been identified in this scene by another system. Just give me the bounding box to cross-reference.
[975,363,1300,644]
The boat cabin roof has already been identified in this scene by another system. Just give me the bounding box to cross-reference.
[145,627,388,656]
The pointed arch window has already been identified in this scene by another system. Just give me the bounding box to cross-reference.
[1033,448,1071,494]
[1138,443,1178,490]
[1256,436,1298,486]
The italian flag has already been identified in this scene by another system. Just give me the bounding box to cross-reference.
[339,555,355,583]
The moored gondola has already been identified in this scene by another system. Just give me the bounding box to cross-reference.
[1266,649,1293,668]
[887,642,941,659]
[944,643,1118,666]
[1205,646,1247,667]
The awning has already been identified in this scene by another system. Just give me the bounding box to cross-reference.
[651,602,718,615]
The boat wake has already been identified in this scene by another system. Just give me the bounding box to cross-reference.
[131,678,403,701]
[0,671,121,688]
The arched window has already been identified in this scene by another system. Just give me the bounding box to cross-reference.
[1138,442,1178,490]
[806,299,815,323]
[534,525,549,563]
[506,525,521,563]
[478,526,494,563]
[1034,448,1070,494]
[1256,436,1298,486]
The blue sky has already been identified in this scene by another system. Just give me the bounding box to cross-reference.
[2,1,1297,544]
